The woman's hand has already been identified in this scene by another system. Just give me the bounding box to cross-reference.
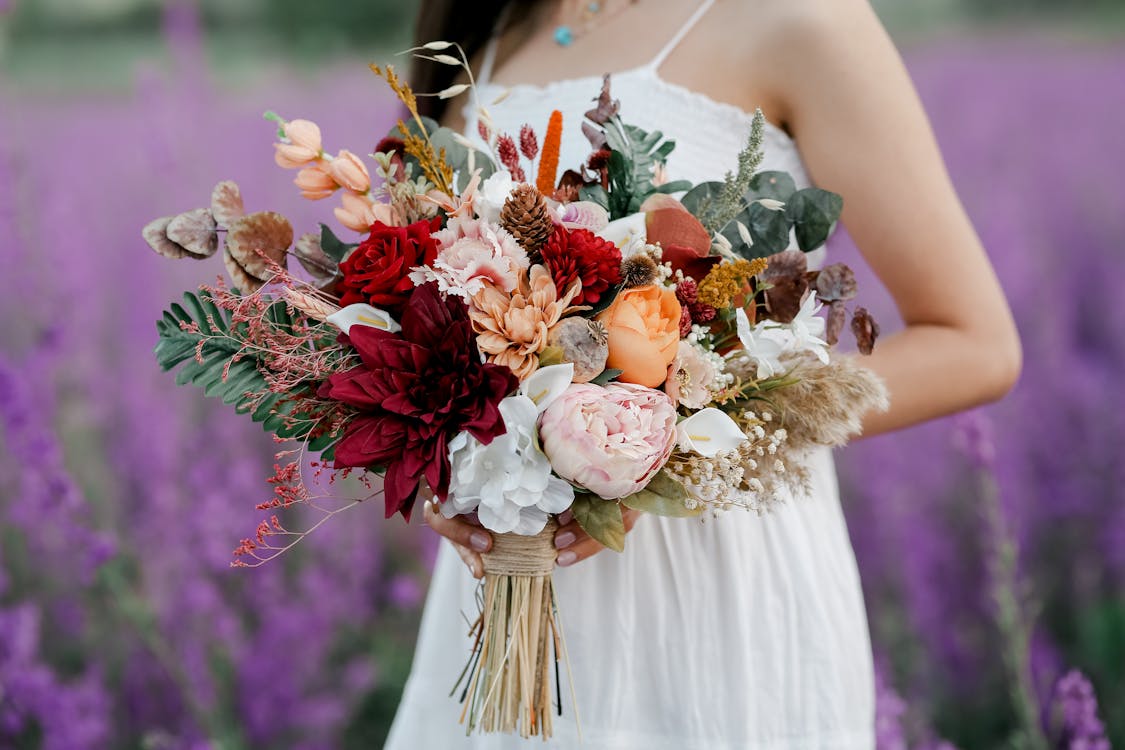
[553,507,642,568]
[422,488,492,580]
[424,485,642,576]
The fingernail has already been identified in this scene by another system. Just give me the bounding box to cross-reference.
[554,531,576,549]
[469,531,490,552]
[558,510,573,525]
[557,550,577,567]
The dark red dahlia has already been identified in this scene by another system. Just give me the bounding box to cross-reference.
[336,217,441,316]
[318,283,517,520]
[540,226,622,306]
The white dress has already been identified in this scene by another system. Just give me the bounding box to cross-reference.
[385,2,875,747]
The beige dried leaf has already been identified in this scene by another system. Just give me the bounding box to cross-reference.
[225,211,294,282]
[294,232,339,287]
[166,208,218,258]
[211,180,245,226]
[223,247,263,292]
[143,216,193,259]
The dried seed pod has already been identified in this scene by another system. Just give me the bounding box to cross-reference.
[224,211,294,291]
[547,317,609,383]
[851,307,880,355]
[620,254,658,288]
[211,180,245,226]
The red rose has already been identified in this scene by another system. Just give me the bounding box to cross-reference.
[337,217,441,315]
[540,226,622,307]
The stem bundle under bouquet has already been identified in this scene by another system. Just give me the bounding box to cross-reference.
[142,42,887,739]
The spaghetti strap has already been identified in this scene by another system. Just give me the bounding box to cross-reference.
[646,0,717,72]
[477,4,512,87]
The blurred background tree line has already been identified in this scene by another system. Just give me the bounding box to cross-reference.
[2,0,1124,82]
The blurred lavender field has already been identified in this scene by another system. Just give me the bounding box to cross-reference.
[2,8,1123,749]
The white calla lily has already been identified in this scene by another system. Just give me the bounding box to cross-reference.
[326,303,401,335]
[519,363,574,414]
[675,408,748,457]
[598,212,647,257]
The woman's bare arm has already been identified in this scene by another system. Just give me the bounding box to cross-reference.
[761,0,1022,437]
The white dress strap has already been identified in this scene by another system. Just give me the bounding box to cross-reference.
[478,35,500,86]
[476,4,513,87]
[646,0,717,72]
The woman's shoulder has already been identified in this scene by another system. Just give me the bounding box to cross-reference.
[697,0,885,126]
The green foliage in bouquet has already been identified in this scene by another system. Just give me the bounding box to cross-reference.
[155,290,339,454]
[597,122,693,218]
[394,115,496,192]
[680,111,844,259]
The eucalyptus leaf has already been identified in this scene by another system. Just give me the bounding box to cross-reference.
[570,495,626,553]
[620,471,702,518]
[650,179,693,195]
[588,368,623,386]
[748,171,797,203]
[319,223,358,263]
[679,181,724,220]
[391,119,495,191]
[785,188,843,253]
[538,346,565,367]
[721,202,791,259]
[579,184,609,211]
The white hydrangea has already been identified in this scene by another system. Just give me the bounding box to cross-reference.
[442,365,575,535]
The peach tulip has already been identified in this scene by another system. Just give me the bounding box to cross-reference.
[334,193,393,234]
[596,284,682,388]
[294,164,337,200]
[325,150,371,194]
[273,119,323,169]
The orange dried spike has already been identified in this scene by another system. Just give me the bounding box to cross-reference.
[535,110,563,195]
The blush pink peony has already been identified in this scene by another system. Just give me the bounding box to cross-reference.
[539,382,678,499]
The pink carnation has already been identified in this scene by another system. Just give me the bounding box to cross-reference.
[539,382,677,499]
[411,217,529,300]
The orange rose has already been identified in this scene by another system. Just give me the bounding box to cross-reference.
[596,285,682,387]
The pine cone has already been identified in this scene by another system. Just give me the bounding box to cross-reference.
[500,184,555,259]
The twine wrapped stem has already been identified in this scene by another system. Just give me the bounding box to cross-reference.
[456,519,578,739]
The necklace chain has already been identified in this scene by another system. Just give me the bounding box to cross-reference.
[553,0,638,47]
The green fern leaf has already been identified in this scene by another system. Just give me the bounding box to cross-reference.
[154,290,336,449]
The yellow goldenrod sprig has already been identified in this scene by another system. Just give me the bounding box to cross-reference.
[697,257,769,309]
[370,63,454,195]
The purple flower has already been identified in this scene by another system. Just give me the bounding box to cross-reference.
[1046,670,1110,750]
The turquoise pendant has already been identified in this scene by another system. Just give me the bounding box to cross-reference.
[554,25,574,46]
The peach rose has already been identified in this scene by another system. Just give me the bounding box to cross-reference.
[596,284,682,388]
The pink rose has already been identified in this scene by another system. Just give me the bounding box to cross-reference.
[539,382,677,499]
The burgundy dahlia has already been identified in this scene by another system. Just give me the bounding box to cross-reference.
[319,283,517,520]
[336,217,441,316]
[540,226,622,306]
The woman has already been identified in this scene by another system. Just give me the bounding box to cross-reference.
[387,0,1021,747]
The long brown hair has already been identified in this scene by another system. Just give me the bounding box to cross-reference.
[412,0,528,120]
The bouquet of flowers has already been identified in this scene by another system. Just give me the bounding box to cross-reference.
[143,44,887,739]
